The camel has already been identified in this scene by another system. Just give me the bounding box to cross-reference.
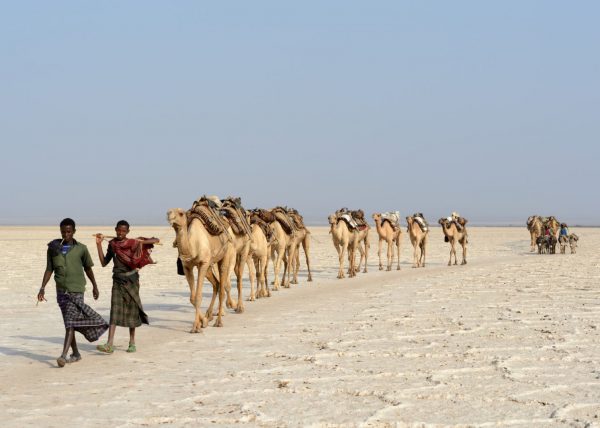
[558,235,569,254]
[167,208,237,332]
[406,215,428,268]
[438,217,468,265]
[526,215,543,252]
[545,216,561,238]
[328,213,358,279]
[354,225,370,274]
[569,234,579,254]
[372,213,401,271]
[288,227,313,285]
[269,220,295,289]
[247,222,271,300]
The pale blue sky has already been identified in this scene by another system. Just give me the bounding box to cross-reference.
[1,1,598,225]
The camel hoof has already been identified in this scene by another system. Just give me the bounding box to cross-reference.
[397,267,401,271]
[236,306,245,314]
[214,319,223,327]
[379,266,383,271]
[363,269,367,273]
[307,277,313,282]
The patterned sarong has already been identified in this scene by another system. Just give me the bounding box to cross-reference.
[56,291,109,342]
[110,272,149,327]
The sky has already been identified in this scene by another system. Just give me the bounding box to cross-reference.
[1,1,599,225]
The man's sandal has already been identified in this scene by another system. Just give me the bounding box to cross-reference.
[57,356,67,367]
[126,343,136,353]
[67,353,81,363]
[96,343,114,354]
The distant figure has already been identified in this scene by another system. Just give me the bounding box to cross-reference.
[37,218,108,368]
[560,223,569,238]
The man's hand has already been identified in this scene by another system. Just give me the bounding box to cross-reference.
[92,286,99,300]
[37,288,47,302]
[95,234,104,245]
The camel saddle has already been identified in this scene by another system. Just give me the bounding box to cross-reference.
[187,196,227,236]
[381,211,400,231]
[249,210,273,242]
[411,213,429,232]
[336,208,367,231]
[272,206,297,235]
[255,208,276,224]
[287,208,307,231]
[221,197,252,237]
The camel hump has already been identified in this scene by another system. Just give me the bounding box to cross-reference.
[410,213,429,232]
[221,197,252,236]
[272,207,296,234]
[381,211,400,229]
[188,197,226,236]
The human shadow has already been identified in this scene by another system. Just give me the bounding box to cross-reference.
[0,345,56,367]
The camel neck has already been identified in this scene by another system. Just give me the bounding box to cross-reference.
[175,222,193,261]
[374,218,384,235]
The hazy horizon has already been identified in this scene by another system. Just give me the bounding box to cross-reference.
[1,2,598,226]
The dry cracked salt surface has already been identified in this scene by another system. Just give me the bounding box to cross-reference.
[0,226,599,427]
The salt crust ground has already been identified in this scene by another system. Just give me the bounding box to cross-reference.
[1,226,599,427]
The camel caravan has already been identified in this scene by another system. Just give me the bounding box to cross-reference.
[167,196,312,332]
[167,198,477,331]
[526,215,579,255]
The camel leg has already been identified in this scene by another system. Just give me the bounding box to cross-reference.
[421,240,427,267]
[452,241,458,265]
[396,234,401,270]
[184,266,197,306]
[461,239,467,265]
[386,241,392,271]
[338,244,346,279]
[302,234,313,282]
[234,253,246,313]
[272,246,284,290]
[204,268,219,323]
[259,255,270,297]
[281,248,292,288]
[247,258,256,301]
[362,235,369,273]
[412,242,418,268]
[214,260,232,327]
[292,247,300,284]
[184,265,205,333]
[348,244,355,278]
[377,238,384,270]
[191,264,210,332]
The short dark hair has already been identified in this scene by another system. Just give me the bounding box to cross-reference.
[60,218,76,228]
[116,220,130,229]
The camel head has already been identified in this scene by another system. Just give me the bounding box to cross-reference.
[372,213,381,222]
[166,208,187,230]
[406,216,413,225]
[438,218,448,227]
[328,214,338,226]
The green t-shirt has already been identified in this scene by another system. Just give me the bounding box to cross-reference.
[46,239,94,293]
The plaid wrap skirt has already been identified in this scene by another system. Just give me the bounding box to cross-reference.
[57,291,109,342]
[110,274,149,328]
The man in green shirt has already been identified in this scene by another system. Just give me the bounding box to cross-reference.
[37,218,108,367]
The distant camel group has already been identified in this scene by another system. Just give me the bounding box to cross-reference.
[328,209,469,280]
[526,215,579,255]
